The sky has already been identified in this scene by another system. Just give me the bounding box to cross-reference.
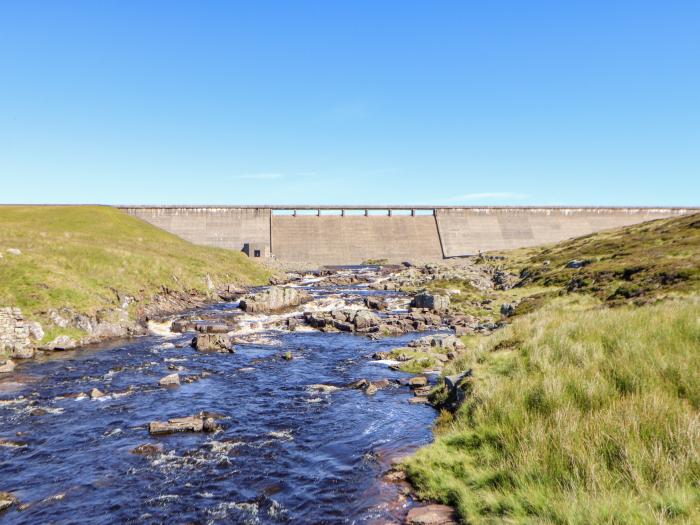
[0,1,698,206]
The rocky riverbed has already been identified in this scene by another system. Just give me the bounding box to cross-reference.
[0,264,503,523]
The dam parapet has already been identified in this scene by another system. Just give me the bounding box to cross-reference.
[118,205,697,265]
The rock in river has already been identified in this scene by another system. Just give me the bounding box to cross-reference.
[131,443,164,456]
[0,359,16,374]
[191,334,235,353]
[159,373,180,386]
[148,414,219,435]
[0,492,19,512]
[239,286,311,314]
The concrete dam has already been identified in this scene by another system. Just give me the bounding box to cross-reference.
[119,206,697,265]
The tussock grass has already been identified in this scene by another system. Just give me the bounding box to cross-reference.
[0,206,272,320]
[405,296,700,524]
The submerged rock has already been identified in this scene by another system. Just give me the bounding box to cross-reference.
[0,492,19,512]
[131,443,164,456]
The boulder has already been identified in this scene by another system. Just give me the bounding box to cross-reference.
[6,248,21,256]
[405,504,458,525]
[411,292,450,311]
[43,335,77,351]
[0,359,15,374]
[159,373,180,386]
[90,388,106,399]
[500,303,517,316]
[332,320,355,332]
[170,320,195,333]
[148,414,218,435]
[408,376,428,387]
[239,286,311,314]
[353,309,379,330]
[191,334,234,353]
[364,296,387,310]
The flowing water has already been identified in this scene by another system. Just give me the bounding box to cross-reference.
[0,270,438,524]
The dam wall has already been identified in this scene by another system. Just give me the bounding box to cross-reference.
[272,215,443,265]
[119,207,271,251]
[435,207,690,257]
[118,206,697,264]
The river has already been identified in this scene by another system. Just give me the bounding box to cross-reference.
[0,269,438,524]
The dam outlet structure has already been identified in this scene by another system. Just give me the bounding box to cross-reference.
[118,205,698,265]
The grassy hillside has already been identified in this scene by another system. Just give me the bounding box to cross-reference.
[404,214,700,524]
[509,212,700,304]
[0,206,271,320]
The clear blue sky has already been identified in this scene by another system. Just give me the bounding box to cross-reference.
[1,1,698,206]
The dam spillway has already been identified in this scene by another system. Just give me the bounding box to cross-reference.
[118,206,697,265]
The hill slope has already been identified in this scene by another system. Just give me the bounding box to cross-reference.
[0,205,271,327]
[403,213,700,525]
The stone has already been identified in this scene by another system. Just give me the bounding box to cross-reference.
[0,359,15,374]
[170,320,195,333]
[239,286,311,314]
[411,292,450,312]
[408,397,430,404]
[6,248,21,256]
[192,334,234,353]
[364,296,387,310]
[27,321,44,341]
[159,373,180,386]
[309,384,340,393]
[0,307,33,358]
[286,317,300,330]
[131,443,164,455]
[500,303,517,316]
[43,335,77,351]
[364,383,378,395]
[0,492,19,512]
[333,320,355,332]
[282,351,293,361]
[566,259,590,269]
[195,322,232,334]
[408,376,428,387]
[405,504,457,525]
[372,351,390,360]
[90,388,106,399]
[148,415,209,435]
[354,309,379,330]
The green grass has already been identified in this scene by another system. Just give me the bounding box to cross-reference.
[0,206,272,323]
[403,215,700,524]
[405,296,700,524]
